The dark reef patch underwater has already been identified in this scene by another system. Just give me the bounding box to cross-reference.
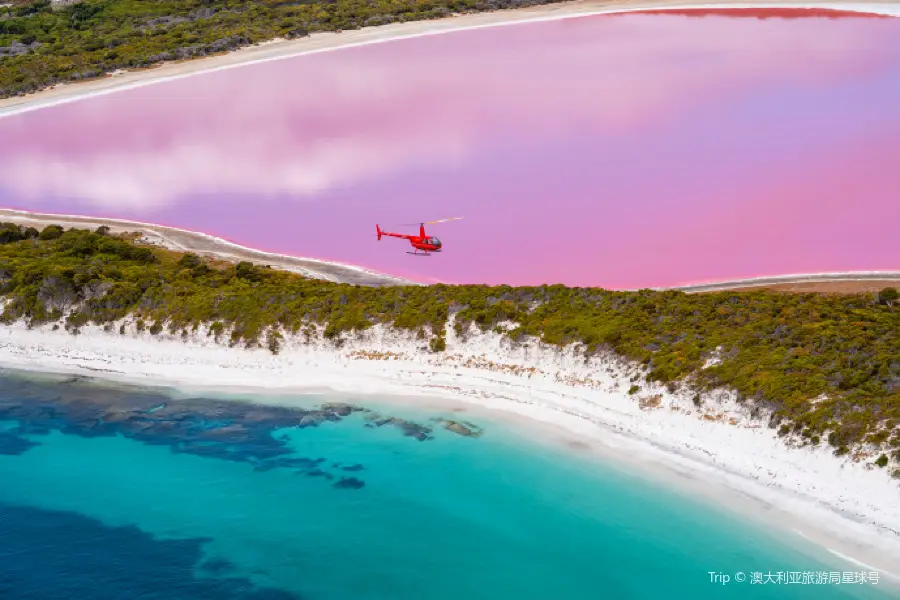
[0,368,475,485]
[0,368,486,599]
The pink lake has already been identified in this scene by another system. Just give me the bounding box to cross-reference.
[1,9,899,288]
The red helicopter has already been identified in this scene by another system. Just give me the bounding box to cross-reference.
[376,217,463,255]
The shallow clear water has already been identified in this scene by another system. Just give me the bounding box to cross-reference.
[0,370,892,599]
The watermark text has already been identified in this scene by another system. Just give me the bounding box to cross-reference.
[708,571,880,585]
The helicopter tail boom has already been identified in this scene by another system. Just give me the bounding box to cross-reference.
[375,225,410,240]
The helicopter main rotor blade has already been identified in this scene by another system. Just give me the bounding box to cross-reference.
[397,217,464,226]
[424,217,464,225]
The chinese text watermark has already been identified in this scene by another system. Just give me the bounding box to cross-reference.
[709,571,880,585]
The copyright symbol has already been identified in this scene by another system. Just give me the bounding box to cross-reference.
[735,572,746,582]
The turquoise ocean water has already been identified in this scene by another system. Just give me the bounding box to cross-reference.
[0,369,893,599]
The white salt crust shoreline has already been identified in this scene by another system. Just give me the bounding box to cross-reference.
[1,317,899,581]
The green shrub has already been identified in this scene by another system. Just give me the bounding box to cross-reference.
[429,335,446,353]
[38,225,64,240]
[878,287,898,306]
[266,328,283,355]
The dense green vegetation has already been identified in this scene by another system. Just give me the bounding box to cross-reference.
[1,223,899,465]
[0,0,559,98]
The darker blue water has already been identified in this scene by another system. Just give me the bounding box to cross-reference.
[0,503,297,600]
[0,369,894,600]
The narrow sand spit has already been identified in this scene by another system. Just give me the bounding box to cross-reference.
[1,0,898,119]
[3,208,899,289]
[0,208,416,287]
[670,272,900,293]
[0,317,899,583]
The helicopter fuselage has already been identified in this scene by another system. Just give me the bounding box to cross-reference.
[377,224,443,254]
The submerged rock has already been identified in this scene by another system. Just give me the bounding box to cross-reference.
[304,468,334,480]
[436,418,484,438]
[332,476,365,490]
[364,412,434,441]
[319,402,364,417]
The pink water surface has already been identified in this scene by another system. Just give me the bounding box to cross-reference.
[1,10,899,288]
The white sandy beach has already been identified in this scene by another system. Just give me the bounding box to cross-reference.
[0,316,898,580]
[1,0,899,119]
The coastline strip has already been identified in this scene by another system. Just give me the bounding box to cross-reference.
[1,318,899,583]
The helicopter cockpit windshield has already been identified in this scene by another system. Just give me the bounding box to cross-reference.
[429,237,441,247]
